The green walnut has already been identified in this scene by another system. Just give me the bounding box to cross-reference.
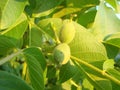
[53,43,70,65]
[59,21,75,44]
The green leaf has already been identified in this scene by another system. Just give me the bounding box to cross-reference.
[23,47,46,71]
[73,61,112,90]
[58,62,77,83]
[46,65,56,79]
[88,74,112,90]
[77,7,97,28]
[103,33,120,58]
[90,1,120,41]
[72,67,85,84]
[0,35,17,55]
[103,59,115,70]
[111,82,120,90]
[0,50,22,65]
[105,0,119,12]
[82,78,94,90]
[30,24,43,47]
[106,68,120,89]
[104,38,120,48]
[68,20,107,63]
[0,0,27,29]
[103,43,119,59]
[2,13,28,39]
[37,18,62,39]
[53,8,81,18]
[104,32,120,41]
[32,0,63,17]
[106,68,120,81]
[66,0,99,8]
[0,71,33,90]
[23,49,44,90]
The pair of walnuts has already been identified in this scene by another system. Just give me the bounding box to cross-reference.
[53,20,75,65]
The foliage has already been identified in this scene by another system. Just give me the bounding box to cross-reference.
[0,0,120,90]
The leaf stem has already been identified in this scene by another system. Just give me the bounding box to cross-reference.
[51,22,61,44]
[0,50,22,65]
[71,56,120,85]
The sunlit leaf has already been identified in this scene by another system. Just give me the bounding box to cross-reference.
[2,13,28,39]
[0,0,27,29]
[88,74,112,90]
[37,18,62,39]
[104,32,120,40]
[90,1,120,41]
[103,59,115,70]
[66,0,99,8]
[82,78,94,90]
[106,68,120,81]
[53,8,81,18]
[105,0,119,12]
[68,20,107,63]
[74,61,112,90]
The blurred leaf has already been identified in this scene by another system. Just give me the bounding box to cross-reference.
[88,74,112,90]
[32,0,63,17]
[62,80,71,90]
[0,35,17,55]
[58,62,77,83]
[74,61,112,90]
[23,47,46,71]
[2,13,28,39]
[104,38,120,48]
[0,50,22,65]
[106,68,120,81]
[115,53,120,65]
[103,43,119,59]
[30,24,43,47]
[53,8,81,18]
[103,59,115,70]
[0,14,28,48]
[0,0,27,29]
[66,0,99,8]
[82,78,94,90]
[37,18,62,39]
[71,84,82,90]
[109,67,120,90]
[72,67,85,84]
[46,84,63,90]
[105,0,119,12]
[111,82,120,90]
[104,32,120,40]
[77,7,97,28]
[28,0,36,9]
[0,71,33,90]
[68,20,107,63]
[90,1,120,41]
[23,48,44,90]
[103,33,120,58]
[46,65,56,79]
[106,68,120,89]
